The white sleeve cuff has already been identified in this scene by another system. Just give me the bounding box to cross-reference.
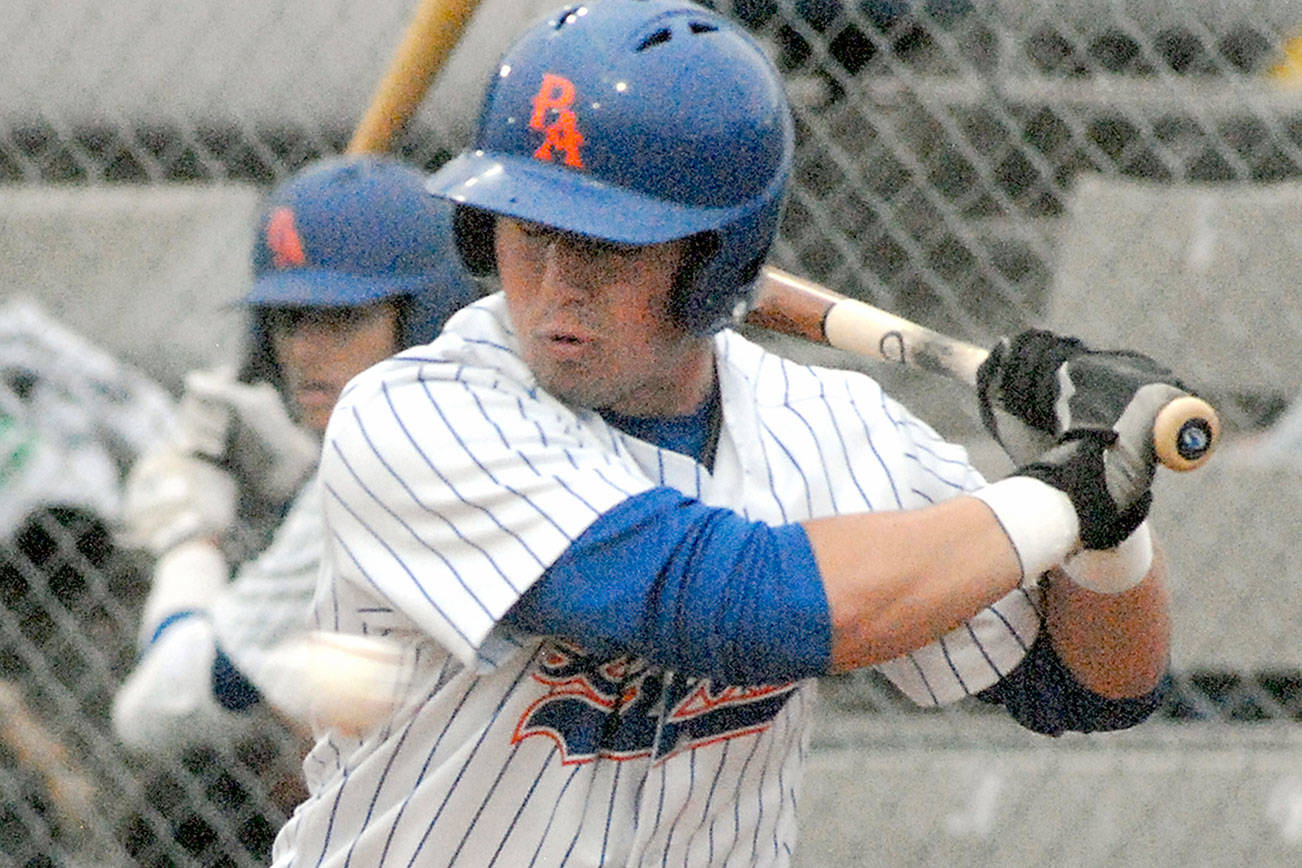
[970,477,1079,585]
[1061,521,1153,594]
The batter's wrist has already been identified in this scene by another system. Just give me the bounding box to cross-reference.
[970,477,1079,586]
[1061,521,1153,594]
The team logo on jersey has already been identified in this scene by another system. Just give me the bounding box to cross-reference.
[529,73,585,169]
[511,640,797,765]
[266,206,307,269]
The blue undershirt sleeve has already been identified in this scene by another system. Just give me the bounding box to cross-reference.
[211,647,263,712]
[503,487,832,684]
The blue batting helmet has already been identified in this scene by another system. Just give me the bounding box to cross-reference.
[426,0,794,334]
[241,155,481,385]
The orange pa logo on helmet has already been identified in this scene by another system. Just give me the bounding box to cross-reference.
[529,73,585,169]
[266,207,307,269]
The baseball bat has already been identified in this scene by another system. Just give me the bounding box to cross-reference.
[745,265,1220,472]
[346,0,483,154]
[348,0,1218,474]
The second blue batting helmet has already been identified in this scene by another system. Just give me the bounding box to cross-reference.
[426,0,794,334]
[247,154,480,345]
[240,154,481,390]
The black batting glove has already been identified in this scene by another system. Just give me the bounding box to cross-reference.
[977,329,1084,466]
[1016,432,1152,550]
[978,328,1189,469]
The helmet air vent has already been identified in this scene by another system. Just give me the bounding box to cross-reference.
[636,28,672,51]
[635,19,717,52]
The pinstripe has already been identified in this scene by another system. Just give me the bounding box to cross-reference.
[994,591,1040,645]
[446,736,530,864]
[906,652,942,705]
[487,751,553,865]
[340,666,449,868]
[841,383,905,510]
[751,416,791,525]
[355,655,458,833]
[325,489,482,658]
[600,756,623,864]
[400,382,574,542]
[646,757,669,866]
[657,747,694,868]
[758,415,816,518]
[721,716,767,866]
[554,770,596,864]
[815,381,875,510]
[937,635,972,695]
[749,724,769,863]
[352,401,526,595]
[965,619,1008,678]
[522,762,583,868]
[369,658,489,865]
[684,739,729,867]
[406,651,542,865]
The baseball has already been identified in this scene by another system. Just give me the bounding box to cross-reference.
[258,630,409,737]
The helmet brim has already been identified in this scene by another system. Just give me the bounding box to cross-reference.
[425,151,747,246]
[245,268,431,309]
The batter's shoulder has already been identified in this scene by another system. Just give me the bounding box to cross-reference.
[716,327,887,408]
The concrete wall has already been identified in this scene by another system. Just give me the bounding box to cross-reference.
[0,184,262,392]
[1047,174,1302,670]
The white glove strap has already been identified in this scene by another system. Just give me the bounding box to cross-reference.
[140,539,229,645]
[971,477,1079,586]
[1061,521,1153,594]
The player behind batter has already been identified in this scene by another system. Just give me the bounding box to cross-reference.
[112,155,479,755]
[272,2,1180,864]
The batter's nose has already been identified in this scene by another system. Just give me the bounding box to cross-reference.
[539,234,604,298]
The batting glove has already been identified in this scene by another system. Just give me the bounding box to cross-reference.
[977,328,1188,471]
[120,447,239,556]
[1015,431,1152,551]
[178,367,320,505]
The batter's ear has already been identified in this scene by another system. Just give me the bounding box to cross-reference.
[453,206,497,276]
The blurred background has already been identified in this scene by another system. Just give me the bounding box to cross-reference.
[2,0,1302,864]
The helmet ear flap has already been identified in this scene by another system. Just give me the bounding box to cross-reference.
[670,232,727,334]
[453,207,497,276]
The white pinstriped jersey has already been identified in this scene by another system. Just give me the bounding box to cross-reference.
[272,293,1043,867]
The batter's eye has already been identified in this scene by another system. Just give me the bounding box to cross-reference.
[512,219,641,258]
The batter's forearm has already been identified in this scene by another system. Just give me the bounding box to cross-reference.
[1042,542,1171,699]
[808,495,1027,672]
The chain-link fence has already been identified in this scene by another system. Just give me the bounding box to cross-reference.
[3,0,1302,864]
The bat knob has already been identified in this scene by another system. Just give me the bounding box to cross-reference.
[1152,395,1221,472]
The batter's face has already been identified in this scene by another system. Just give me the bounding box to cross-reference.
[495,217,715,417]
[268,299,402,432]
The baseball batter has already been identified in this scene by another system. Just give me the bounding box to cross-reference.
[272,2,1175,865]
[112,155,479,757]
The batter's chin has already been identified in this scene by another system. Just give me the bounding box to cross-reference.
[293,388,338,431]
[529,367,617,412]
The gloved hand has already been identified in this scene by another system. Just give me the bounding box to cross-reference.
[977,329,1188,472]
[120,447,239,556]
[177,367,320,504]
[1015,431,1152,551]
